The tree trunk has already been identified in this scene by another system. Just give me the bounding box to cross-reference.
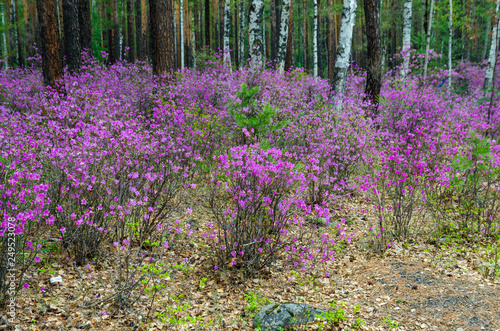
[150,0,174,76]
[127,0,135,62]
[135,0,142,59]
[484,0,500,93]
[62,0,80,73]
[234,2,238,67]
[332,0,357,112]
[205,0,210,48]
[23,0,33,59]
[239,0,245,69]
[4,0,13,67]
[401,0,412,76]
[423,0,435,78]
[100,0,105,50]
[180,0,184,69]
[364,0,382,106]
[317,0,321,75]
[223,0,231,67]
[37,0,62,87]
[447,0,452,94]
[14,0,24,67]
[113,0,119,61]
[219,0,224,51]
[107,1,115,64]
[284,0,293,71]
[1,5,6,68]
[57,0,64,65]
[303,0,308,69]
[270,0,278,64]
[327,0,335,82]
[249,0,264,70]
[313,0,318,76]
[464,0,470,61]
[194,1,200,57]
[78,0,92,53]
[483,16,491,62]
[277,0,291,71]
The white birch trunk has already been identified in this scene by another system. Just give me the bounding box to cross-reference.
[249,0,264,70]
[262,17,266,66]
[401,0,412,77]
[313,0,318,76]
[423,0,435,78]
[483,18,491,62]
[332,0,357,112]
[277,0,291,72]
[447,0,453,94]
[180,0,185,69]
[224,0,231,69]
[1,10,6,69]
[484,0,500,93]
[239,0,245,69]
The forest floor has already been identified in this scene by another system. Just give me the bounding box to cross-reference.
[2,199,500,331]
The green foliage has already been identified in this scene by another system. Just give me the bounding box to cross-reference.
[244,291,271,316]
[228,83,289,143]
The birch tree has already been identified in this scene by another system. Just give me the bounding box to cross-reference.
[313,0,318,76]
[447,0,452,94]
[332,0,357,112]
[249,0,264,70]
[401,0,412,77]
[180,0,185,69]
[423,0,435,78]
[224,0,231,68]
[484,0,500,93]
[277,0,291,72]
[239,0,245,69]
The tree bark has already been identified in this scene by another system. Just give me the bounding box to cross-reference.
[78,0,92,53]
[62,0,80,73]
[327,0,335,82]
[4,0,13,67]
[303,0,308,69]
[14,0,24,67]
[401,0,412,76]
[150,0,174,76]
[332,0,356,112]
[284,0,293,71]
[205,0,210,48]
[447,0,452,94]
[37,0,62,87]
[270,0,278,64]
[239,0,245,69]
[100,0,105,50]
[277,0,291,71]
[249,0,264,70]
[180,0,184,69]
[484,0,500,93]
[107,0,115,64]
[127,0,135,62]
[223,0,231,67]
[113,0,120,61]
[313,0,318,76]
[364,0,382,106]
[135,0,142,59]
[423,0,435,78]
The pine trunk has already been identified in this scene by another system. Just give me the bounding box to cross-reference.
[277,0,291,71]
[150,0,174,76]
[127,0,135,62]
[78,0,92,53]
[401,0,412,76]
[14,0,24,67]
[249,0,264,70]
[37,0,62,87]
[270,0,278,63]
[364,0,382,106]
[332,0,357,112]
[205,0,210,48]
[284,0,293,71]
[135,0,142,59]
[107,1,115,64]
[484,0,500,93]
[62,0,80,73]
[423,0,435,78]
[113,0,120,62]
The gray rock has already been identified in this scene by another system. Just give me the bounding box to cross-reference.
[253,303,327,331]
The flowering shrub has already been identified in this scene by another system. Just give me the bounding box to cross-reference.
[203,144,336,276]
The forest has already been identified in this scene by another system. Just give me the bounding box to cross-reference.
[0,0,500,330]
